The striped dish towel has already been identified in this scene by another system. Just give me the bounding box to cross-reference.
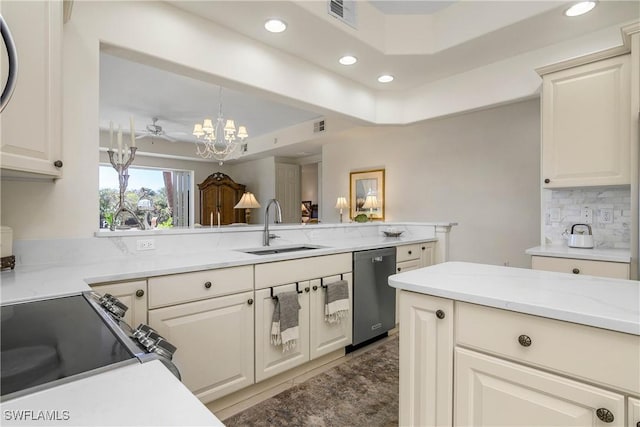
[271,290,301,352]
[324,279,349,324]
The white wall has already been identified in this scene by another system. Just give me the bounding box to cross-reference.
[322,98,541,268]
[230,157,276,225]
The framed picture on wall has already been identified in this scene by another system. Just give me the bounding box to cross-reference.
[349,169,385,220]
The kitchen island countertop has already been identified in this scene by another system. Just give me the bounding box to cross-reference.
[389,261,640,335]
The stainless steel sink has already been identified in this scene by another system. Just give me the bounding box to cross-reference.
[241,245,325,256]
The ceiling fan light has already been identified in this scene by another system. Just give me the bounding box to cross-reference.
[564,1,596,17]
[202,119,214,132]
[265,19,287,33]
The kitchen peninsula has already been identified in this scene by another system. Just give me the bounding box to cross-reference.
[0,222,454,425]
[390,262,640,427]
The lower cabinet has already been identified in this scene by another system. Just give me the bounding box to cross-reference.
[148,291,254,403]
[90,280,147,327]
[399,291,453,427]
[395,242,436,324]
[255,273,352,383]
[455,348,625,427]
[399,291,640,427]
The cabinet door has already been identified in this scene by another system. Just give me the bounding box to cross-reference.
[255,283,310,382]
[91,280,147,327]
[394,260,421,325]
[0,0,62,177]
[542,55,630,187]
[148,291,254,403]
[399,291,453,427]
[420,242,435,268]
[629,397,640,427]
[455,348,625,427]
[309,273,352,360]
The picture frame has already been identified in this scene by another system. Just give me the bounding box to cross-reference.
[349,169,385,220]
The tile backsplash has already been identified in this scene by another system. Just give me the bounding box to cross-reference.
[543,186,631,249]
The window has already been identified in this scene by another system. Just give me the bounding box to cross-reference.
[99,165,193,229]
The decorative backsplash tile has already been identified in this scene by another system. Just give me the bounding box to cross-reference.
[543,186,631,249]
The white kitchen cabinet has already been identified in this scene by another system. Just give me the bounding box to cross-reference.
[309,273,352,360]
[0,0,63,178]
[531,255,630,279]
[90,280,147,327]
[254,268,352,383]
[255,282,311,383]
[540,54,631,188]
[149,291,254,403]
[398,292,453,427]
[629,397,640,427]
[455,348,625,427]
[395,242,436,323]
[398,289,640,427]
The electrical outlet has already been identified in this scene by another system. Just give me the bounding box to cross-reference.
[599,208,613,224]
[136,239,155,251]
[549,208,561,222]
[580,206,592,224]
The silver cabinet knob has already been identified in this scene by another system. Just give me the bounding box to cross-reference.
[518,335,532,347]
[596,408,614,423]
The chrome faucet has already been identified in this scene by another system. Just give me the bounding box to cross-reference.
[263,198,282,246]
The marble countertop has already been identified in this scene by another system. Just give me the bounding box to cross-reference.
[0,360,222,426]
[0,228,442,425]
[389,262,640,335]
[526,245,631,263]
[1,234,437,305]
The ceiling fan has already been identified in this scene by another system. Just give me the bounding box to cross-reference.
[135,117,177,142]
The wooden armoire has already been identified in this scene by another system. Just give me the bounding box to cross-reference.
[198,173,246,225]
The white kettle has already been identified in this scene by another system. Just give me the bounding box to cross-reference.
[568,224,594,249]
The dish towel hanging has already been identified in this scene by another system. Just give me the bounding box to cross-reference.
[324,279,349,324]
[271,290,301,352]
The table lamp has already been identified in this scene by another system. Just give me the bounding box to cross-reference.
[335,197,348,223]
[362,194,379,220]
[234,192,261,224]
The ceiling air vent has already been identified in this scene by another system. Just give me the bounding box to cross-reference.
[313,120,326,133]
[328,0,357,29]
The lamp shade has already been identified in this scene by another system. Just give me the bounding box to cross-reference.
[362,195,379,209]
[234,192,261,209]
[335,197,348,209]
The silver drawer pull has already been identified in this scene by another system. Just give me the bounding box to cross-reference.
[518,335,532,347]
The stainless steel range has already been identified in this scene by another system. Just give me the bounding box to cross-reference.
[1,291,179,401]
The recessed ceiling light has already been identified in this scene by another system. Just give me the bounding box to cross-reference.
[264,19,287,33]
[564,1,596,17]
[339,55,357,66]
[378,74,394,83]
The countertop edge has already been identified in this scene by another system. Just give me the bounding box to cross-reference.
[525,245,631,263]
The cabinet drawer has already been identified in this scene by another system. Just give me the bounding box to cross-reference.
[148,265,253,308]
[531,256,629,279]
[396,244,420,263]
[456,302,640,394]
[396,259,420,273]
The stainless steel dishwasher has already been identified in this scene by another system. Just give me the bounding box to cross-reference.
[351,247,397,347]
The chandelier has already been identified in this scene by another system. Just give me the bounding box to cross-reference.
[192,87,248,165]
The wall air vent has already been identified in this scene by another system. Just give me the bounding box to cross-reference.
[328,0,357,29]
[313,120,326,133]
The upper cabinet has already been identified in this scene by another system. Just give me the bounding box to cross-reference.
[540,54,631,188]
[1,0,63,178]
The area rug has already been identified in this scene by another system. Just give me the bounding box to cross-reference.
[224,335,399,427]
